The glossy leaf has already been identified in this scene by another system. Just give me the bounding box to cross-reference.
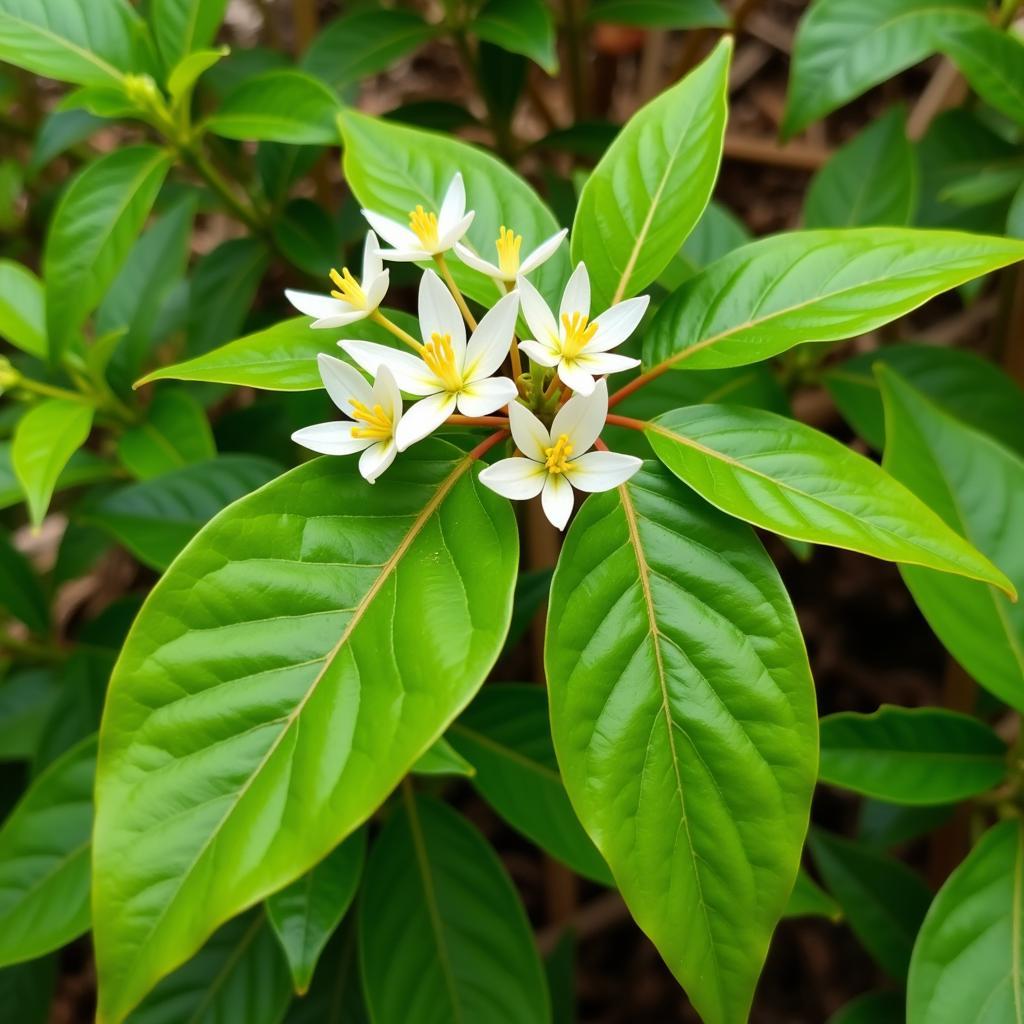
[93,441,518,1022]
[0,529,48,633]
[475,0,557,74]
[645,405,1012,590]
[412,737,475,777]
[571,38,730,308]
[659,199,751,290]
[784,866,842,921]
[167,47,229,103]
[0,734,95,965]
[937,20,1024,127]
[587,0,728,28]
[149,0,228,73]
[359,793,551,1024]
[0,260,45,358]
[819,706,1006,805]
[117,390,216,480]
[642,229,1024,374]
[0,441,112,513]
[547,464,817,1024]
[449,684,611,885]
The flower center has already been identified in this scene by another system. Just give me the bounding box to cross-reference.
[560,311,598,360]
[329,267,366,307]
[408,205,440,249]
[349,399,393,440]
[495,225,523,277]
[544,433,574,474]
[421,332,463,392]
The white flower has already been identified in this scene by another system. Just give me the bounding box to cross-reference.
[454,226,567,283]
[363,173,475,262]
[341,270,520,451]
[478,380,641,530]
[517,262,649,396]
[291,354,402,484]
[285,230,389,329]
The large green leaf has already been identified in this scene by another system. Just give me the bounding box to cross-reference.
[149,0,228,73]
[0,528,48,633]
[117,389,215,480]
[587,0,728,28]
[642,229,1024,374]
[474,0,557,74]
[43,145,172,360]
[359,792,551,1024]
[0,734,95,966]
[907,819,1023,1024]
[571,38,730,308]
[880,369,1024,713]
[0,260,45,358]
[448,684,611,885]
[819,706,1007,805]
[645,405,1012,590]
[93,441,518,1022]
[936,20,1024,128]
[546,463,817,1024]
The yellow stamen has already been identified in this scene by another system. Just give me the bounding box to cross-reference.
[544,433,574,474]
[349,398,392,440]
[329,267,366,307]
[560,311,598,359]
[495,226,523,278]
[421,332,463,392]
[408,205,439,249]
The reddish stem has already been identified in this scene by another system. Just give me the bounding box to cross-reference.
[467,428,509,461]
[447,414,509,426]
[607,364,670,408]
[605,413,648,431]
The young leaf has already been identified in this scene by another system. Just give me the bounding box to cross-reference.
[547,464,817,1024]
[0,734,95,966]
[116,390,216,480]
[644,405,1013,591]
[571,38,730,308]
[587,0,728,28]
[0,441,112,513]
[167,47,229,104]
[449,684,612,885]
[642,229,1024,375]
[936,20,1024,128]
[0,529,48,633]
[0,260,45,358]
[12,399,94,528]
[879,369,1024,713]
[359,793,551,1024]
[412,737,475,777]
[148,0,228,73]
[784,866,842,922]
[819,706,1007,805]
[93,441,518,1022]
[267,831,366,995]
[474,0,557,74]
[907,819,1023,1024]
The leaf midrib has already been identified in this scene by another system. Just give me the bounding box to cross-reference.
[0,10,126,83]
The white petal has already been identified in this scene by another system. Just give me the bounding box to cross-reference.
[292,421,372,456]
[519,228,568,275]
[589,295,650,352]
[575,351,641,376]
[361,230,383,283]
[395,392,457,450]
[456,376,518,417]
[419,270,466,364]
[464,290,519,380]
[518,339,560,368]
[371,363,403,424]
[560,262,591,320]
[566,450,641,492]
[318,353,373,412]
[541,472,574,530]
[359,439,397,483]
[438,172,466,234]
[553,378,607,454]
[437,209,475,250]
[339,340,440,396]
[478,458,547,500]
[310,308,369,330]
[362,269,389,311]
[373,246,432,262]
[454,242,502,279]
[516,274,559,347]
[286,289,350,320]
[556,359,597,396]
[361,209,420,251]
[508,400,551,462]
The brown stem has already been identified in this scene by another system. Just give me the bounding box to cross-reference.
[607,363,669,407]
[447,415,509,426]
[605,413,648,431]
[467,429,510,461]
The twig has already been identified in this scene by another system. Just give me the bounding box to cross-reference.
[724,132,830,170]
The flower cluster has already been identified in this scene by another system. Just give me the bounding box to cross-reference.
[287,173,646,528]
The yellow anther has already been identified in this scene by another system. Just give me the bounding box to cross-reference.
[544,434,574,474]
[349,398,393,440]
[408,205,440,249]
[559,311,598,359]
[495,225,523,277]
[329,267,366,307]
[421,332,464,392]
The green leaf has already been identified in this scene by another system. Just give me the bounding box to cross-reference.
[784,866,842,921]
[546,464,817,1024]
[338,108,568,306]
[283,924,367,1024]
[43,145,173,360]
[879,368,1024,714]
[859,800,955,851]
[0,0,146,87]
[808,828,932,979]
[449,684,612,885]
[0,441,113,513]
[28,108,104,175]
[0,668,59,762]
[84,455,281,571]
[267,830,366,995]
[0,529,48,633]
[907,819,1023,1024]
[782,0,988,137]
[587,0,729,28]
[0,734,95,966]
[645,405,1013,590]
[828,991,904,1024]
[819,706,1007,805]
[206,70,342,145]
[12,399,94,528]
[412,737,475,777]
[474,0,557,74]
[0,955,56,1024]
[642,229,1024,374]
[571,38,730,308]
[936,20,1024,127]
[359,792,551,1024]
[117,390,216,480]
[149,0,227,73]
[804,107,917,228]
[93,441,518,1022]
[659,198,750,291]
[167,46,229,104]
[272,198,339,277]
[0,260,45,358]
